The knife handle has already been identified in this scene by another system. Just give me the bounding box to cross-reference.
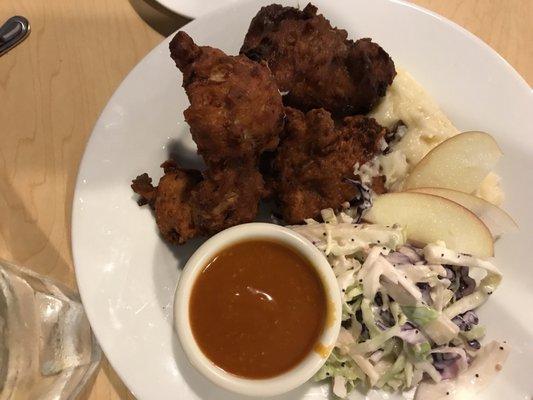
[0,16,30,57]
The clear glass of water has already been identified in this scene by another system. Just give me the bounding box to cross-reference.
[0,258,101,399]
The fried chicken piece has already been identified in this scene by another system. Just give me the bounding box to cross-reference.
[132,160,265,243]
[240,3,396,117]
[131,161,201,245]
[131,33,281,245]
[169,31,284,167]
[272,108,387,224]
[190,162,265,235]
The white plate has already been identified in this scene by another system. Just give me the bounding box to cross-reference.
[72,1,533,399]
[155,0,234,19]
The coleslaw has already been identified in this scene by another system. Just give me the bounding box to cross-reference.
[290,209,509,399]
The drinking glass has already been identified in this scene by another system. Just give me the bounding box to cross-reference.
[0,259,101,399]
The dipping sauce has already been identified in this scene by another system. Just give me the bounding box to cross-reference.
[189,240,327,379]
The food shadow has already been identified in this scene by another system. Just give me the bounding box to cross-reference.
[166,137,207,171]
[150,222,206,322]
[146,132,206,316]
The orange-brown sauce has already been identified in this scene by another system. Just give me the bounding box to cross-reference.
[189,240,327,378]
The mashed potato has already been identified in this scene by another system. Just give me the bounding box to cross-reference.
[368,69,503,205]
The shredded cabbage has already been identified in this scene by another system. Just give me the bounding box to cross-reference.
[290,210,506,397]
[401,305,439,326]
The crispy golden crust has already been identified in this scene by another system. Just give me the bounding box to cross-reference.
[132,32,284,245]
[272,107,387,224]
[191,162,265,235]
[132,161,266,243]
[131,161,202,245]
[240,3,396,116]
[170,31,284,167]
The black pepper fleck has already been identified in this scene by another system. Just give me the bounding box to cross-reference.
[341,362,346,367]
[377,240,381,244]
[499,346,504,350]
[382,247,387,251]
[351,238,355,242]
[441,253,444,257]
[446,392,449,396]
[323,232,326,236]
[359,279,363,283]
[475,373,479,378]
[415,330,419,334]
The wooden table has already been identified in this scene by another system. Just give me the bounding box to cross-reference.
[0,0,531,398]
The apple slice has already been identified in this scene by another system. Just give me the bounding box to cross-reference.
[404,131,502,192]
[364,192,493,258]
[409,187,517,237]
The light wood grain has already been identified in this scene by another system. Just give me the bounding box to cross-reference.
[0,1,165,399]
[0,1,530,399]
[411,0,532,84]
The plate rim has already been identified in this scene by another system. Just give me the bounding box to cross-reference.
[153,0,198,19]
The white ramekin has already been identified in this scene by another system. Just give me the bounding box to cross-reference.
[174,222,342,397]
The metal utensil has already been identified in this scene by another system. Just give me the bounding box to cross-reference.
[0,16,30,56]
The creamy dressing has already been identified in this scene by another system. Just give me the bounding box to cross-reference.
[368,69,503,204]
[370,69,459,191]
